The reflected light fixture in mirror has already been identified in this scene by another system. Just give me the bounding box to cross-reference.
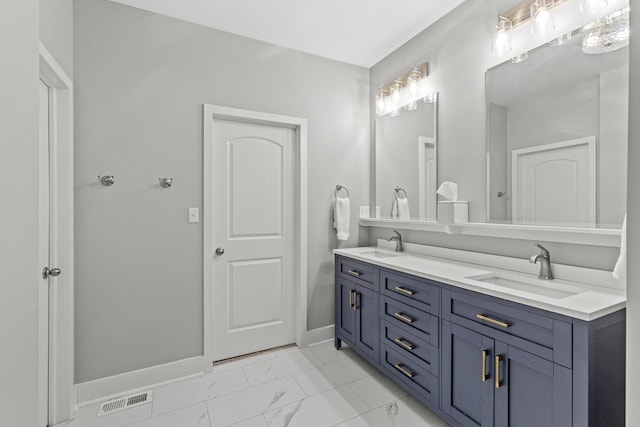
[375,63,429,117]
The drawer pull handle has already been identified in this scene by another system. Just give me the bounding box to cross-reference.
[349,289,354,309]
[347,269,362,277]
[353,291,359,310]
[394,312,415,324]
[481,350,489,382]
[476,314,510,328]
[394,363,415,378]
[495,355,503,389]
[394,286,415,296]
[394,337,416,351]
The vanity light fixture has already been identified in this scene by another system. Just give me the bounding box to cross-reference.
[375,63,430,117]
[493,0,567,56]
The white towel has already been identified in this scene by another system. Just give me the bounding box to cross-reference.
[613,215,626,281]
[397,198,410,220]
[334,196,350,241]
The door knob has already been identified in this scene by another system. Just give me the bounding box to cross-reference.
[215,247,225,256]
[42,267,61,279]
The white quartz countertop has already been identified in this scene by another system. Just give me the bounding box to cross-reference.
[334,246,626,321]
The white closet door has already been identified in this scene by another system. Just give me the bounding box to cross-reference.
[209,118,295,361]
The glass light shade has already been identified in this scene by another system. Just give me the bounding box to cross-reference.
[511,52,529,63]
[407,70,421,95]
[582,8,629,54]
[580,0,608,15]
[389,81,403,109]
[375,89,387,115]
[531,0,555,37]
[493,16,512,55]
[406,100,418,111]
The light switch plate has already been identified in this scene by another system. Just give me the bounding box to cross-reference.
[188,208,199,223]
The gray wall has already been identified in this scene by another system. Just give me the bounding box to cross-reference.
[74,0,369,383]
[368,0,620,270]
[627,0,639,423]
[40,0,74,79]
[0,0,41,424]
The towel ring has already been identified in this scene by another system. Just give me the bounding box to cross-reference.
[394,186,408,201]
[335,185,350,198]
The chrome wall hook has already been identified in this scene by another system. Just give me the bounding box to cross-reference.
[98,175,115,186]
[159,177,173,188]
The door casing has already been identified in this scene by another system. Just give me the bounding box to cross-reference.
[38,42,75,425]
[203,104,308,364]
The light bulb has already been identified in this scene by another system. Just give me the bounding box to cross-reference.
[390,81,403,109]
[580,0,608,15]
[375,89,387,115]
[531,1,555,37]
[493,16,512,55]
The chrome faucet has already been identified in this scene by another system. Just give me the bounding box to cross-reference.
[388,230,403,252]
[530,243,553,280]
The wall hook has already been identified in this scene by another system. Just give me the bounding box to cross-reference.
[159,177,173,188]
[98,175,115,186]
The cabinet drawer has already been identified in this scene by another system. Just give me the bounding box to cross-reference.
[337,257,377,288]
[443,290,572,366]
[380,296,439,347]
[380,270,440,315]
[381,344,437,404]
[381,320,439,377]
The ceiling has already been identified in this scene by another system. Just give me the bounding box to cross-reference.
[108,0,467,68]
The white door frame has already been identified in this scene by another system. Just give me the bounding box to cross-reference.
[39,43,75,424]
[418,136,436,219]
[512,136,596,226]
[203,104,308,364]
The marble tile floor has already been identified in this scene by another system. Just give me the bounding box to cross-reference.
[58,342,450,427]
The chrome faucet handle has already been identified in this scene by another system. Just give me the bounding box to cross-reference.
[534,243,550,257]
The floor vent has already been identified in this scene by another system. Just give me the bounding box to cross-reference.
[96,391,153,417]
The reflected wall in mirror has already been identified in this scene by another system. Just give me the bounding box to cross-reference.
[487,17,628,229]
[375,94,438,220]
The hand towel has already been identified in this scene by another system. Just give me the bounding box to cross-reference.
[613,215,626,281]
[334,196,350,241]
[397,198,410,220]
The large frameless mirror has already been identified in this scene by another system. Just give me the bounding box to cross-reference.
[374,93,438,220]
[486,9,628,228]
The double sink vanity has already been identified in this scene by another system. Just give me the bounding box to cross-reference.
[334,242,625,427]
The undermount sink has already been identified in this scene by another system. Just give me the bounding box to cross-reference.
[467,273,583,299]
[358,250,402,259]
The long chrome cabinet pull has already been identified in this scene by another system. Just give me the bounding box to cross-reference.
[349,290,354,308]
[482,350,489,382]
[495,355,503,389]
[353,291,359,310]
[394,286,415,296]
[394,337,416,351]
[476,314,510,328]
[394,363,415,378]
[394,312,415,324]
[347,269,362,277]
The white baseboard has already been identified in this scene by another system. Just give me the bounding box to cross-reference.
[302,324,334,347]
[76,356,207,406]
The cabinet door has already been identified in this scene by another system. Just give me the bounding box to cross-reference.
[441,321,494,427]
[336,278,356,344]
[494,342,572,427]
[354,284,379,362]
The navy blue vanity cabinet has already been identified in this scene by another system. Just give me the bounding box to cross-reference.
[335,257,379,364]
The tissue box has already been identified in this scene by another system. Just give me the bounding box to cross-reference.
[438,201,469,224]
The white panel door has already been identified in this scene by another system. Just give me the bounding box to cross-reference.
[38,79,51,427]
[210,119,295,361]
[512,137,596,227]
